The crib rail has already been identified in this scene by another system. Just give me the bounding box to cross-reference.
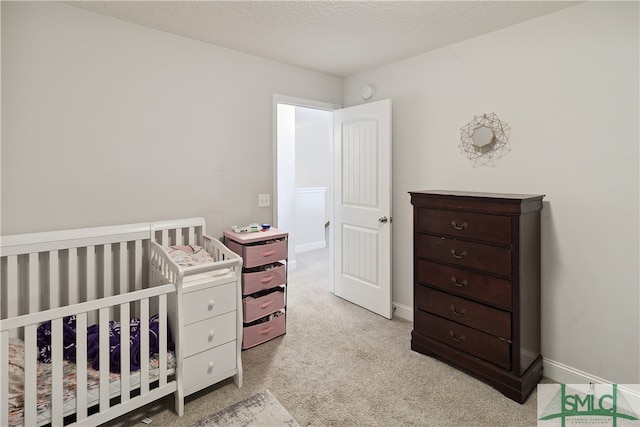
[149,237,241,285]
[1,223,151,321]
[149,218,242,286]
[0,283,177,427]
[150,217,206,248]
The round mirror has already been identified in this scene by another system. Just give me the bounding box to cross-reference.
[471,126,495,148]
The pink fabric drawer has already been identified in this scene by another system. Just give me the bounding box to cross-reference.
[243,289,285,323]
[242,263,286,295]
[242,240,287,268]
[242,314,286,349]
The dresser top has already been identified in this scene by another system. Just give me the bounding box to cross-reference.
[223,227,288,244]
[409,190,544,214]
[409,190,544,200]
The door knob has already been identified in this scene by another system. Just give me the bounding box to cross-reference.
[379,216,388,223]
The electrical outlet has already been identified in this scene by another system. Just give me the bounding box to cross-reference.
[258,194,271,207]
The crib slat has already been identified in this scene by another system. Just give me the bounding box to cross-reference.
[99,307,110,410]
[140,298,150,394]
[103,243,113,298]
[119,242,128,295]
[24,324,38,427]
[161,229,169,246]
[68,247,79,305]
[134,240,143,292]
[187,227,195,245]
[28,252,40,313]
[76,313,88,422]
[5,255,18,320]
[159,294,168,386]
[51,318,64,425]
[1,331,9,427]
[49,250,60,309]
[120,302,131,403]
[87,245,96,303]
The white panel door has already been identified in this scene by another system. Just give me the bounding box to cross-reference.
[333,99,392,319]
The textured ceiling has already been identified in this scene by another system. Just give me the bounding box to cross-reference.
[66,1,580,77]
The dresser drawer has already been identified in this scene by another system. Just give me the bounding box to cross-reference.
[415,311,510,370]
[183,282,236,325]
[416,234,511,277]
[228,238,287,268]
[183,311,237,357]
[416,260,512,310]
[243,314,286,349]
[183,340,237,390]
[415,286,511,339]
[416,208,511,245]
[243,289,285,323]
[242,263,286,295]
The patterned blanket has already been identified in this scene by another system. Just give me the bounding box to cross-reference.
[167,244,215,267]
[36,314,174,373]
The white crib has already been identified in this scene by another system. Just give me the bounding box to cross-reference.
[0,218,242,426]
[149,218,243,415]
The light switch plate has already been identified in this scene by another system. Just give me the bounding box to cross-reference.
[258,194,271,207]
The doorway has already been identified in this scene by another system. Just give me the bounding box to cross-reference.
[274,96,393,319]
[274,95,338,275]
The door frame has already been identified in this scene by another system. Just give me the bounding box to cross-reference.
[272,94,340,282]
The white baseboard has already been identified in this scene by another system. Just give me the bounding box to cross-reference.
[295,241,326,254]
[543,358,610,384]
[392,301,412,321]
[543,358,640,406]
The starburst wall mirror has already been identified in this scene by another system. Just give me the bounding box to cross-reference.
[459,113,511,167]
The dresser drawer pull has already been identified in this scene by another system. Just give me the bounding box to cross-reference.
[262,250,276,257]
[451,277,468,288]
[449,305,466,316]
[449,330,466,343]
[451,221,468,231]
[450,249,467,259]
[208,330,215,340]
[208,300,215,310]
[208,361,215,370]
[259,326,275,336]
[260,275,274,283]
[259,300,274,309]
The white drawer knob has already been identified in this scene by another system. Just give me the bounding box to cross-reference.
[208,300,215,310]
[208,330,215,340]
[208,361,215,369]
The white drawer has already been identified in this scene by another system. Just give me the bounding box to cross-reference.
[183,282,236,325]
[184,311,236,357]
[183,340,237,390]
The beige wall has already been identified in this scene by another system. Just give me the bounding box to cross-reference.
[1,1,342,238]
[344,2,639,385]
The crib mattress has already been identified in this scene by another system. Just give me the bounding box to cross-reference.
[9,351,176,427]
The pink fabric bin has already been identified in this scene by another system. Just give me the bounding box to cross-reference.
[226,237,287,269]
[242,263,286,295]
[242,314,286,349]
[243,289,285,323]
[242,239,287,268]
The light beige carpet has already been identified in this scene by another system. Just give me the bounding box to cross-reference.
[187,390,299,427]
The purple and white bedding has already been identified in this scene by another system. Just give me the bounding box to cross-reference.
[36,314,174,373]
[8,315,176,427]
[7,337,176,427]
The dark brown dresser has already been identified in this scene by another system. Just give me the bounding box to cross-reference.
[409,190,544,403]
